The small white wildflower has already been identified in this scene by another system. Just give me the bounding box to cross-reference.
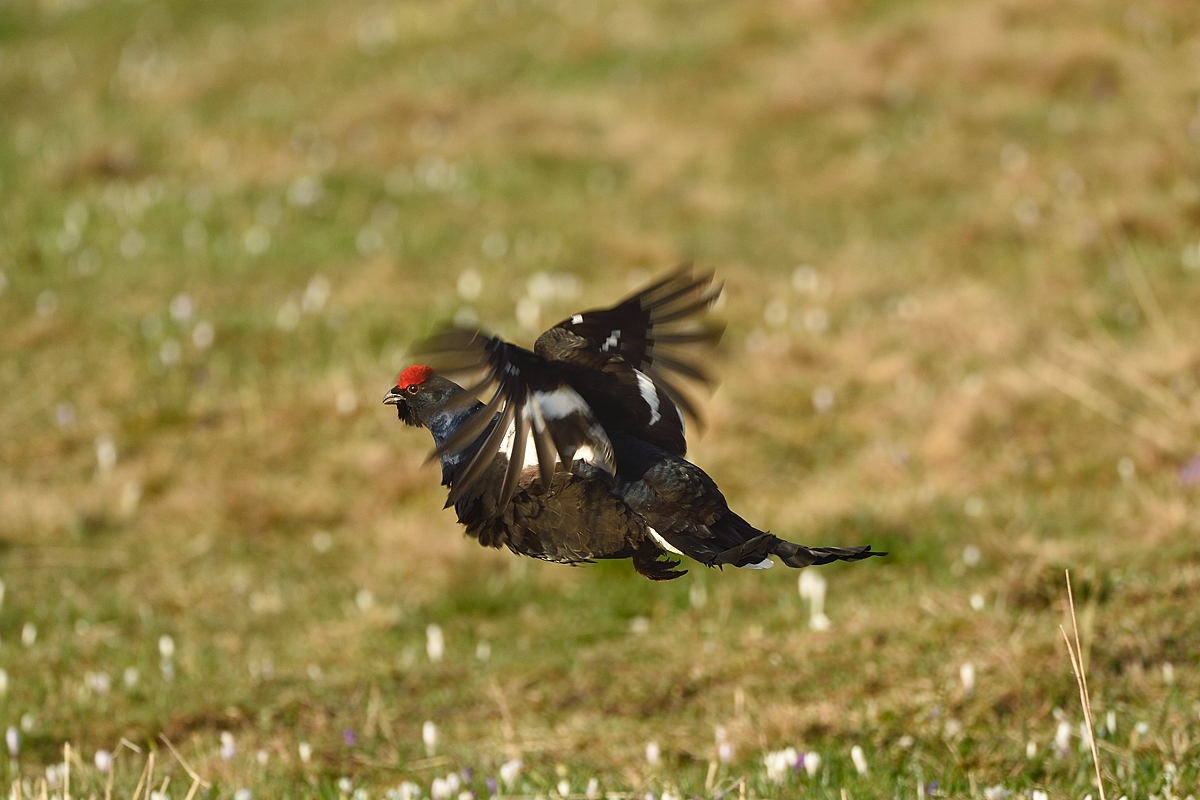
[302,275,330,313]
[192,321,215,349]
[124,666,140,688]
[802,307,829,334]
[5,727,17,757]
[1031,791,1049,800]
[90,671,112,694]
[475,641,490,661]
[277,298,301,330]
[718,742,733,764]
[557,779,570,797]
[396,782,421,800]
[220,731,236,760]
[288,175,324,208]
[20,623,36,647]
[170,293,194,322]
[1162,662,1175,684]
[803,750,822,777]
[337,389,359,415]
[499,759,522,787]
[339,777,354,794]
[1134,721,1149,736]
[1106,710,1117,736]
[430,778,448,800]
[55,402,76,429]
[454,307,478,327]
[426,624,445,662]
[960,662,976,693]
[355,589,374,611]
[764,747,797,784]
[244,225,270,255]
[585,777,600,799]
[812,386,834,413]
[792,265,819,294]
[798,569,830,629]
[661,788,682,800]
[256,749,269,766]
[515,296,540,331]
[298,742,313,764]
[96,435,117,473]
[763,299,788,328]
[962,545,981,566]
[1025,741,1037,759]
[234,790,251,800]
[970,593,986,611]
[94,749,112,773]
[37,290,58,317]
[158,634,176,659]
[629,616,650,635]
[964,496,985,518]
[457,269,482,301]
[422,720,438,756]
[850,744,868,776]
[645,740,661,766]
[356,227,384,257]
[353,790,369,800]
[982,786,1009,800]
[0,669,7,696]
[1054,720,1072,754]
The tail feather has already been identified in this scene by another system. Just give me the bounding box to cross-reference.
[770,538,887,568]
[705,533,886,569]
[656,510,887,570]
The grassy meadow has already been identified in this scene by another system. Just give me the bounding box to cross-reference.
[3,0,1200,796]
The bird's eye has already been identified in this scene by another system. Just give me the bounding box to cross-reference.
[406,384,420,395]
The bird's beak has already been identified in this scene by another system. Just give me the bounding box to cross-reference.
[383,386,404,405]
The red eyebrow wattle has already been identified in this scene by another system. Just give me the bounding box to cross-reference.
[397,364,434,389]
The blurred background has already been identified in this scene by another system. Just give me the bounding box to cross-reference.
[2,0,1200,797]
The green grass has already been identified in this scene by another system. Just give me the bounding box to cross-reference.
[3,0,1200,797]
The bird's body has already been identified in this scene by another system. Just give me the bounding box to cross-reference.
[386,267,884,580]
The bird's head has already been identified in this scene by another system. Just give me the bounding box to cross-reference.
[383,365,463,428]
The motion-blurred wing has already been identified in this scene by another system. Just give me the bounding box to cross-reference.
[418,329,615,508]
[535,264,723,456]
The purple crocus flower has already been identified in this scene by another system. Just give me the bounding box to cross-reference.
[1180,454,1200,486]
[343,729,357,747]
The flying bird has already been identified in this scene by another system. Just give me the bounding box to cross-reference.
[385,266,884,580]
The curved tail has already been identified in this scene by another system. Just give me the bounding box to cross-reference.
[766,538,885,568]
[654,510,886,570]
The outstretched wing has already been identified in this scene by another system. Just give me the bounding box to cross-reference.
[417,329,615,508]
[534,264,723,456]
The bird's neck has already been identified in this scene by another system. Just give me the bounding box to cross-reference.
[423,400,484,485]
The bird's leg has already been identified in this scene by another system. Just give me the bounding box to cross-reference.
[632,538,687,581]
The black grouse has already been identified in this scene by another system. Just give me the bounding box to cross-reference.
[384,266,884,580]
